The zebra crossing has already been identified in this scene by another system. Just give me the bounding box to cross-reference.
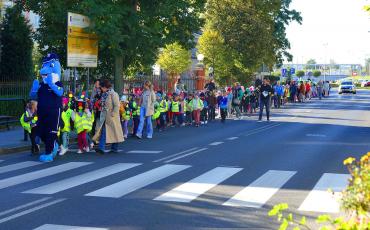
[0,159,349,214]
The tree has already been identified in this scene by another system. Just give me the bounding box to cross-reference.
[205,0,301,82]
[23,0,206,91]
[0,3,33,81]
[313,70,321,78]
[296,70,305,77]
[157,42,191,91]
[197,30,234,84]
[306,59,317,65]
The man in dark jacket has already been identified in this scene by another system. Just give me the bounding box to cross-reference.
[258,78,273,122]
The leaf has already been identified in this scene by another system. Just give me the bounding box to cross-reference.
[299,216,306,225]
[316,215,331,223]
[279,219,289,230]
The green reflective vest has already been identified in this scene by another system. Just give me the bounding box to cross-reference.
[20,111,37,133]
[74,112,92,134]
[132,102,140,117]
[61,109,72,132]
[159,100,168,113]
[171,101,180,112]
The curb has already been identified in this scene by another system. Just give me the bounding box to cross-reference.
[0,138,78,155]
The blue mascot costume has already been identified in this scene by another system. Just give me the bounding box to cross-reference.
[30,53,64,162]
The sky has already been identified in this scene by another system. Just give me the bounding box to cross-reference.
[286,0,370,65]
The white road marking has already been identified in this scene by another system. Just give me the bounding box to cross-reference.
[223,170,296,208]
[164,148,208,163]
[154,167,242,203]
[299,173,350,213]
[127,150,163,154]
[0,162,92,190]
[209,142,224,146]
[34,224,109,230]
[0,161,41,174]
[0,198,66,224]
[244,124,281,137]
[153,148,199,163]
[226,137,239,141]
[306,134,327,137]
[86,164,191,198]
[23,163,141,195]
[0,197,51,217]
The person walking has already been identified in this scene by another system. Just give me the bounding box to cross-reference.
[317,80,324,100]
[93,79,124,154]
[258,78,273,122]
[232,82,243,119]
[136,80,156,139]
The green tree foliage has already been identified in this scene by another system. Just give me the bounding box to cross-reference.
[296,70,305,77]
[204,0,301,83]
[23,0,206,89]
[157,42,191,80]
[0,3,33,81]
[306,59,317,65]
[197,30,234,84]
[313,70,321,77]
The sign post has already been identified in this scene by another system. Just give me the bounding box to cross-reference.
[67,12,98,94]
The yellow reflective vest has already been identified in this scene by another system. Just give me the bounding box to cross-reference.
[159,100,168,113]
[171,101,180,112]
[20,111,37,133]
[74,112,92,134]
[61,109,72,132]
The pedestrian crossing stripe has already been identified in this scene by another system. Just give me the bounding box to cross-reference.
[223,170,296,208]
[0,161,41,174]
[154,167,242,203]
[34,224,109,230]
[85,164,191,198]
[298,173,349,213]
[0,162,92,190]
[0,161,350,214]
[23,163,141,195]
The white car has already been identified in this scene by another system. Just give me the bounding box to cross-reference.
[338,81,356,94]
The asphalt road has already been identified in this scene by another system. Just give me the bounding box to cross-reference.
[0,89,369,230]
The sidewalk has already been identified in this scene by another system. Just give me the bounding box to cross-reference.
[0,127,30,154]
[0,127,77,155]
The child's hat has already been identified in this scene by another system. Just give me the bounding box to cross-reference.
[62,97,69,106]
[120,95,128,102]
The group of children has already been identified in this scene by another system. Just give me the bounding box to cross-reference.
[20,93,95,156]
[118,90,231,137]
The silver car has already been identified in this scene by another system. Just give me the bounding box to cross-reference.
[338,81,356,94]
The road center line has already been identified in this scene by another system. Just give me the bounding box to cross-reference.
[226,137,239,140]
[0,197,51,217]
[209,142,224,146]
[153,148,199,163]
[244,124,281,137]
[164,148,208,163]
[0,198,66,224]
[127,150,163,154]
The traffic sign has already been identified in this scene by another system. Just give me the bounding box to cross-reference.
[290,68,295,74]
[282,68,287,77]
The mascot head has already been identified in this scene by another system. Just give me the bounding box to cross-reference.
[40,53,61,84]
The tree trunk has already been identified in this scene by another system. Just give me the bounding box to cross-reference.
[114,55,123,94]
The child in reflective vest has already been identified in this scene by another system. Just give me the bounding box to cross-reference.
[20,100,39,155]
[171,95,183,127]
[200,93,208,125]
[71,100,92,153]
[59,97,72,156]
[185,94,193,126]
[120,95,131,138]
[130,96,141,136]
[190,93,204,127]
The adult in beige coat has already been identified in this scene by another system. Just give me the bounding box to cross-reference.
[93,79,124,154]
[136,81,156,139]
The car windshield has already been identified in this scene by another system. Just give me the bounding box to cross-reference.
[341,82,353,85]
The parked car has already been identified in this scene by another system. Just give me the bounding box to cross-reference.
[338,81,356,94]
[360,80,370,87]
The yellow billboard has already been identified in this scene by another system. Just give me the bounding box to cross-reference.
[67,13,98,68]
